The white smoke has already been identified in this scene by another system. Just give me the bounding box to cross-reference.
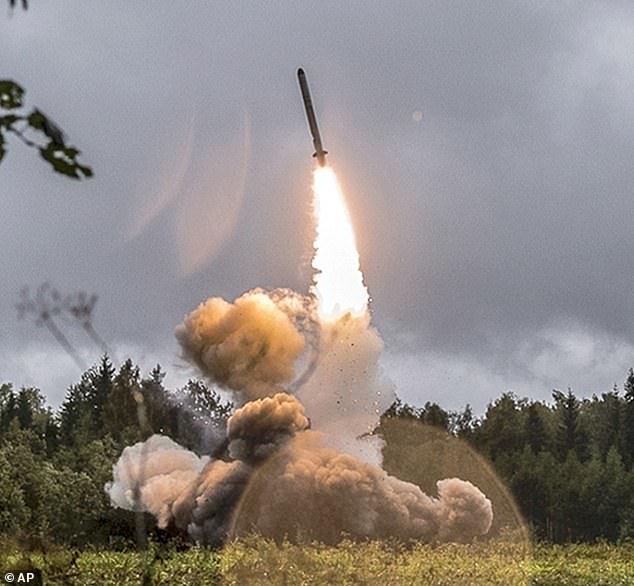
[298,312,395,464]
[105,434,208,528]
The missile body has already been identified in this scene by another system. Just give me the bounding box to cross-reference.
[297,68,328,167]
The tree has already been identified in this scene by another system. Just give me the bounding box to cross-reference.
[448,404,476,439]
[382,398,418,420]
[620,468,634,539]
[587,388,623,461]
[553,389,589,461]
[525,402,549,454]
[87,355,116,430]
[15,387,46,430]
[549,450,585,542]
[0,80,92,178]
[510,447,554,539]
[598,447,627,541]
[472,393,524,466]
[0,383,18,434]
[419,401,449,430]
[103,358,141,440]
[59,377,95,446]
[623,368,634,468]
[0,447,29,532]
[170,379,233,451]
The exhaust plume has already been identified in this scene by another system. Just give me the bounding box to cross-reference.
[298,312,395,463]
[311,167,368,319]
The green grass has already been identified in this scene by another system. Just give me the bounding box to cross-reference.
[1,538,633,585]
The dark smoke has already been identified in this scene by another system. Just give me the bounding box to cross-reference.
[226,392,310,462]
[172,459,252,545]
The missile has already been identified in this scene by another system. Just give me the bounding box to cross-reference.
[297,68,328,167]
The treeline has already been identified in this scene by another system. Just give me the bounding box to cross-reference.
[382,371,634,542]
[2,357,634,546]
[0,356,232,547]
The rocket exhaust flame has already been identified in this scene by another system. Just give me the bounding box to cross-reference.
[297,69,367,318]
[311,166,369,319]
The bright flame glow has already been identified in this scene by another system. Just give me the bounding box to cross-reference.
[311,166,369,319]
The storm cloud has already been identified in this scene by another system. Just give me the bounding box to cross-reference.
[3,2,634,409]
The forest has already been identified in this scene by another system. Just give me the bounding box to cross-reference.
[1,356,634,547]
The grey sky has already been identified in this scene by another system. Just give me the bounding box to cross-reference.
[2,1,634,411]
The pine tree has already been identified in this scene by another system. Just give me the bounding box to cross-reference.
[87,355,115,429]
[419,402,449,430]
[623,368,634,468]
[16,388,38,429]
[510,446,550,537]
[472,393,524,466]
[553,389,589,461]
[139,364,172,437]
[579,451,603,540]
[171,379,233,450]
[58,380,93,445]
[590,387,623,460]
[549,450,585,541]
[0,384,17,434]
[599,446,627,541]
[525,402,548,454]
[449,404,475,440]
[104,359,141,440]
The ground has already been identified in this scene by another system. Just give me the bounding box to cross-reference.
[2,538,634,585]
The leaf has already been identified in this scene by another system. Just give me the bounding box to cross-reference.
[26,109,45,130]
[0,80,25,110]
[28,108,64,144]
[39,142,93,180]
[0,114,20,128]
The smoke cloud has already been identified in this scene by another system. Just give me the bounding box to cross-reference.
[105,434,208,528]
[298,312,395,464]
[172,459,252,546]
[107,287,493,546]
[175,290,307,401]
[435,477,495,542]
[227,392,310,462]
[111,170,494,546]
[232,432,492,544]
[106,427,492,545]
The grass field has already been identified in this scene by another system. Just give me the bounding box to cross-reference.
[2,538,634,585]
